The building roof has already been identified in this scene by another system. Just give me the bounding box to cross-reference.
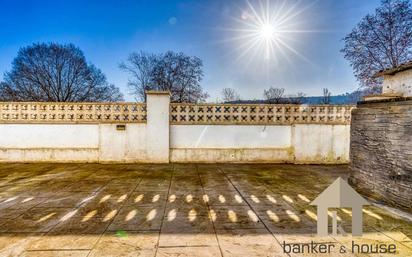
[375,61,412,77]
[311,177,369,208]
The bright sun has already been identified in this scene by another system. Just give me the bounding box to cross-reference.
[259,24,275,40]
[225,0,314,63]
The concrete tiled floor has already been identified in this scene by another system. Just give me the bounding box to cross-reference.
[0,163,411,256]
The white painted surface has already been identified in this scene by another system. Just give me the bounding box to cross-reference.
[125,124,148,161]
[170,125,291,148]
[331,125,351,161]
[0,123,350,163]
[99,124,126,161]
[0,123,148,163]
[293,124,350,163]
[171,124,350,163]
[0,148,98,162]
[0,124,98,148]
[170,148,293,163]
[383,69,412,96]
[146,92,170,163]
[99,124,147,162]
[0,94,351,164]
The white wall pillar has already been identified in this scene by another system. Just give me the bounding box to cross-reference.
[145,91,170,163]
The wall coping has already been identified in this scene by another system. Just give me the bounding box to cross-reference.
[357,98,412,106]
[145,90,171,95]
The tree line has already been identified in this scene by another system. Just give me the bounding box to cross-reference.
[0,43,124,102]
[119,51,208,102]
[0,44,208,103]
[221,87,332,104]
[0,0,411,103]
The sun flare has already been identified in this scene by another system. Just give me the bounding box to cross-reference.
[225,0,315,63]
[259,24,276,40]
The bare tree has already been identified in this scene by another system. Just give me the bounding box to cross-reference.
[341,0,412,89]
[263,87,285,103]
[322,88,331,104]
[0,43,123,102]
[0,82,13,101]
[121,51,208,103]
[119,51,158,101]
[221,88,240,102]
[288,92,306,104]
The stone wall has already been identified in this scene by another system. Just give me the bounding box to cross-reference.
[349,99,412,212]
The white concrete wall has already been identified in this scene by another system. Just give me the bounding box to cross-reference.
[99,124,147,162]
[170,125,293,163]
[0,124,99,162]
[293,124,350,164]
[170,124,350,163]
[171,125,291,148]
[383,69,412,96]
[0,92,172,163]
[0,124,99,148]
[0,124,149,163]
[0,123,350,164]
[0,93,350,164]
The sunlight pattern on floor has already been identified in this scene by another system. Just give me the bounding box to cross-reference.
[82,210,97,222]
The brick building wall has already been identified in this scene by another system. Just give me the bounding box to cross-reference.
[349,99,412,212]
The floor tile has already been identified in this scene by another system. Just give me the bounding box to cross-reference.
[88,231,158,257]
[22,250,90,257]
[0,208,73,233]
[156,246,222,257]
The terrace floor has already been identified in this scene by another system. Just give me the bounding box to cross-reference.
[0,163,411,257]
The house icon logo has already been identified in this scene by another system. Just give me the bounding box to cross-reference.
[310,177,369,237]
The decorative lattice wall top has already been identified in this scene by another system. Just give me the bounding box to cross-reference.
[0,103,147,123]
[0,102,354,125]
[170,104,354,125]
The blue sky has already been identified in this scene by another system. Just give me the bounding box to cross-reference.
[0,0,380,101]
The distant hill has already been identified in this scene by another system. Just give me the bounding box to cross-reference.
[226,94,357,105]
[225,90,373,105]
[300,94,357,104]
